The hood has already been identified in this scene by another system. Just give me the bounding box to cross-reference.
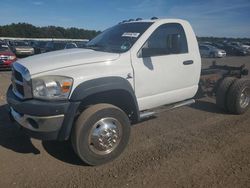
[0,51,15,56]
[18,48,120,75]
[15,46,34,50]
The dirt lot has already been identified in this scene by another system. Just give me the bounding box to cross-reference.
[0,56,250,188]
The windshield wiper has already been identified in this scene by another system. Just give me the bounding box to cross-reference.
[85,44,122,53]
[85,44,105,50]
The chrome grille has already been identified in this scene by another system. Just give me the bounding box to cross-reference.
[11,63,32,99]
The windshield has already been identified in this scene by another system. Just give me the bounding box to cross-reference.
[32,41,47,48]
[86,22,153,53]
[14,41,29,46]
[54,42,67,50]
[37,41,47,48]
[0,43,10,52]
[76,41,88,48]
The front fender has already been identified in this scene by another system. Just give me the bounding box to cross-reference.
[70,76,136,102]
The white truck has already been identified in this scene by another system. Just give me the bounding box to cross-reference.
[7,18,250,165]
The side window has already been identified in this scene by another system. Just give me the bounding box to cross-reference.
[139,23,188,57]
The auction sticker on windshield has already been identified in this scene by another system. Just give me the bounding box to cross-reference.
[122,32,140,38]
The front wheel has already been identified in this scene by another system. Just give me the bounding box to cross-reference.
[71,104,131,166]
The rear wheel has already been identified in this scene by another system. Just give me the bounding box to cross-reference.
[71,104,131,166]
[227,79,250,114]
[216,77,236,111]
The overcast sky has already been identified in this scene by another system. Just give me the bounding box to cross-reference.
[0,0,250,38]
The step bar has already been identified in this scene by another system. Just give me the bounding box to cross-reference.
[139,99,195,120]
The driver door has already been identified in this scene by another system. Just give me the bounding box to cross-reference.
[131,23,198,110]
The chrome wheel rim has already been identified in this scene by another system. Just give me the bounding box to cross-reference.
[240,87,250,109]
[88,117,122,155]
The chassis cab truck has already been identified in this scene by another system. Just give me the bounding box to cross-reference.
[7,18,250,165]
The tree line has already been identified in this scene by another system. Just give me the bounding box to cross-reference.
[0,22,249,42]
[0,23,101,39]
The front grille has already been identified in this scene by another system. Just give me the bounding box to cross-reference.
[0,55,8,61]
[11,62,32,99]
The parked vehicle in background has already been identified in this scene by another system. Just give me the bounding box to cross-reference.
[230,42,249,49]
[201,41,213,46]
[30,41,47,54]
[243,42,250,46]
[64,42,78,49]
[199,44,226,58]
[44,41,68,52]
[65,41,89,49]
[240,44,250,55]
[222,44,248,56]
[75,41,88,48]
[211,42,225,49]
[9,41,34,57]
[0,42,17,70]
[228,42,250,55]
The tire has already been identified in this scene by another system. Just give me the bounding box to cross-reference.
[216,77,236,111]
[227,79,250,114]
[71,103,131,166]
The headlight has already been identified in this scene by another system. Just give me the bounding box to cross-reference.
[32,76,73,100]
[9,56,16,60]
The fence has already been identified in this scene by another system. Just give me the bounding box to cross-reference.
[0,37,89,42]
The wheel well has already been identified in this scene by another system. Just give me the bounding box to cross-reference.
[77,90,139,123]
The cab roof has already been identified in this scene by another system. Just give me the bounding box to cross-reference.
[120,18,188,24]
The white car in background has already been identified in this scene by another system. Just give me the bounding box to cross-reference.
[64,42,78,49]
[231,42,250,50]
[199,44,226,58]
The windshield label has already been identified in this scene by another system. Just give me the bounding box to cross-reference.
[122,32,140,38]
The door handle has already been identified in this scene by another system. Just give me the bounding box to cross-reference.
[183,60,194,65]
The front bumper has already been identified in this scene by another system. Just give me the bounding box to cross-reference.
[0,64,10,69]
[15,51,34,56]
[0,62,11,69]
[7,86,80,140]
[10,107,64,132]
[217,53,226,58]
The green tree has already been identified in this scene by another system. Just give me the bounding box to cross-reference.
[0,23,100,39]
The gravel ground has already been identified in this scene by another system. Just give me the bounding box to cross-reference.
[0,56,250,188]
